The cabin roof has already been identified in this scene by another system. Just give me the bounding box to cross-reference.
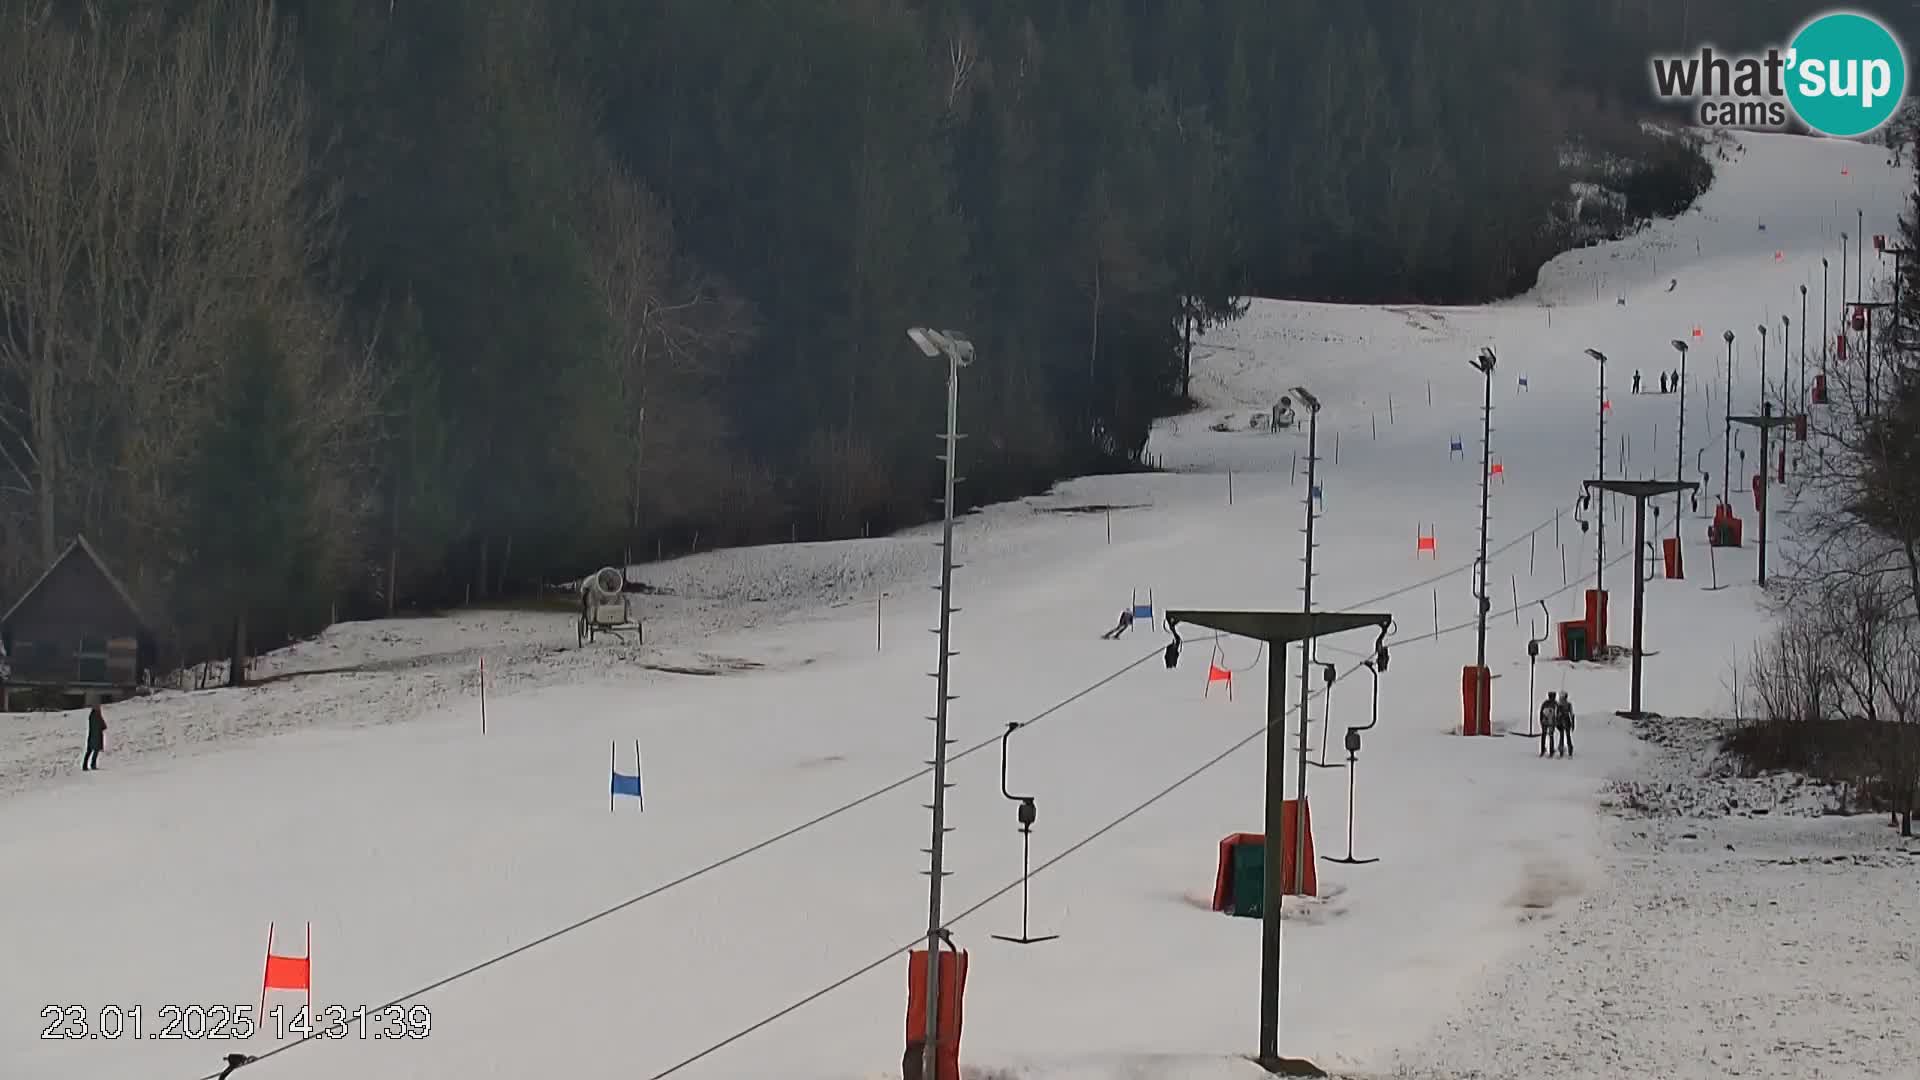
[0,535,150,631]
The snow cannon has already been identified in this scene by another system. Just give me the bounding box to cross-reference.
[577,567,639,646]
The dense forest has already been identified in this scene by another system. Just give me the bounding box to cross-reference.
[0,0,1880,672]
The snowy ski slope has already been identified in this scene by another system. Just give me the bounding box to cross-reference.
[1,131,1912,1080]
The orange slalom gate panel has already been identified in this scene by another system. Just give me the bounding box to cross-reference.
[1584,590,1609,652]
[1460,665,1492,736]
[1209,804,1318,905]
[1281,800,1317,896]
[906,948,968,1080]
[1211,832,1264,911]
[1557,620,1591,661]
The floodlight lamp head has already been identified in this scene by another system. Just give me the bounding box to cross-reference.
[1724,330,1735,342]
[1584,348,1607,364]
[1758,324,1767,336]
[908,327,974,365]
[1670,339,1688,353]
[1290,386,1320,412]
[906,326,941,358]
[1473,346,1497,373]
[1801,284,1808,295]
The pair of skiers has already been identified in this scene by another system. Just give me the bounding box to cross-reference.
[1538,692,1574,757]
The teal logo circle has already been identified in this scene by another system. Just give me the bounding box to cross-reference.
[1786,12,1907,137]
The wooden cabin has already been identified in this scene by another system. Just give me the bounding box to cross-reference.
[1,536,155,708]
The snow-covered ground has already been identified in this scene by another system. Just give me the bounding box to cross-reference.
[1393,715,1920,1080]
[3,130,1916,1080]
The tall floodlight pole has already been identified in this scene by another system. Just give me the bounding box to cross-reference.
[1584,349,1608,593]
[1731,404,1796,588]
[1721,330,1735,507]
[1843,232,1850,309]
[1290,386,1322,886]
[1758,323,1768,414]
[1163,608,1391,1074]
[1799,284,1809,408]
[1781,315,1791,409]
[1858,208,1865,297]
[1469,349,1496,719]
[907,326,972,1080]
[1669,340,1690,539]
[1584,480,1697,719]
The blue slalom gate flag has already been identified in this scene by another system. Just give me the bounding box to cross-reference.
[1131,587,1154,623]
[610,740,644,811]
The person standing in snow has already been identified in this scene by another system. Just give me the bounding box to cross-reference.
[1538,694,1557,758]
[1631,370,1642,394]
[1555,692,1575,757]
[1658,371,1669,394]
[82,705,105,771]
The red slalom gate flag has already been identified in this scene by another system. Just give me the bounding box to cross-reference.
[259,922,313,1017]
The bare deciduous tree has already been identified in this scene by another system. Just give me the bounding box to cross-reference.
[0,1,371,652]
[0,6,125,572]
[573,136,755,552]
[1758,283,1920,834]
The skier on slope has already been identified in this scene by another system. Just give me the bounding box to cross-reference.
[82,705,105,771]
[1101,608,1136,640]
[1555,692,1576,757]
[1538,693,1557,758]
